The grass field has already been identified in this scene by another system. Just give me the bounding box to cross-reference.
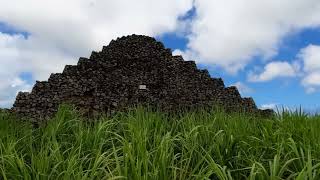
[1,105,320,180]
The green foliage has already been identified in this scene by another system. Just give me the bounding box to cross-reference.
[0,105,320,179]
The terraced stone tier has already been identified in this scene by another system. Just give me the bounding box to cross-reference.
[12,34,273,121]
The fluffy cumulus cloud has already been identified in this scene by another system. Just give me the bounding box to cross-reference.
[0,0,193,55]
[230,81,253,95]
[179,0,320,73]
[0,77,32,107]
[0,32,78,107]
[260,103,301,113]
[248,61,299,82]
[299,44,320,93]
[2,0,320,108]
[261,103,278,110]
[248,44,320,93]
[0,0,193,107]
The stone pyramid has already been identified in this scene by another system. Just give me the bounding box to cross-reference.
[12,34,273,120]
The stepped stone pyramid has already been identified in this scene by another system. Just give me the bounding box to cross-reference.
[12,34,273,120]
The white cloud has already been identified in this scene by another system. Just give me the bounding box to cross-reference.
[2,0,320,108]
[248,44,320,93]
[178,0,320,73]
[298,44,320,93]
[0,32,75,107]
[0,32,77,80]
[299,44,320,72]
[306,87,317,94]
[261,103,278,110]
[0,0,193,107]
[230,82,253,95]
[0,76,32,108]
[301,72,320,93]
[261,103,306,113]
[0,0,192,56]
[302,72,320,86]
[248,61,299,82]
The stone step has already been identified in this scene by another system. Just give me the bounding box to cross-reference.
[183,60,197,69]
[90,51,100,60]
[211,78,225,89]
[77,57,90,66]
[62,65,78,75]
[242,97,257,109]
[172,55,184,62]
[48,73,62,82]
[198,69,210,78]
[32,81,50,94]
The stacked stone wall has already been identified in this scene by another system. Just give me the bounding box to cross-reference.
[12,34,273,120]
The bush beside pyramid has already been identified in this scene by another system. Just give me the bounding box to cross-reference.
[12,34,273,120]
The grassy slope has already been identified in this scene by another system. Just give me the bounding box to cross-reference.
[0,105,320,180]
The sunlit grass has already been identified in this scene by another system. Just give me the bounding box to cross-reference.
[1,105,320,179]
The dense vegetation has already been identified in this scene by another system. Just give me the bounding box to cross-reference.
[1,105,320,179]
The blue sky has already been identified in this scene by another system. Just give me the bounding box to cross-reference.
[1,0,320,112]
[157,28,320,111]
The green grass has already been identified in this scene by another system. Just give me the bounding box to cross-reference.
[1,105,320,180]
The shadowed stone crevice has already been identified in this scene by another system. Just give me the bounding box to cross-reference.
[12,34,273,120]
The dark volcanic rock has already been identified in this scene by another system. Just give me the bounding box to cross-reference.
[12,34,273,121]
